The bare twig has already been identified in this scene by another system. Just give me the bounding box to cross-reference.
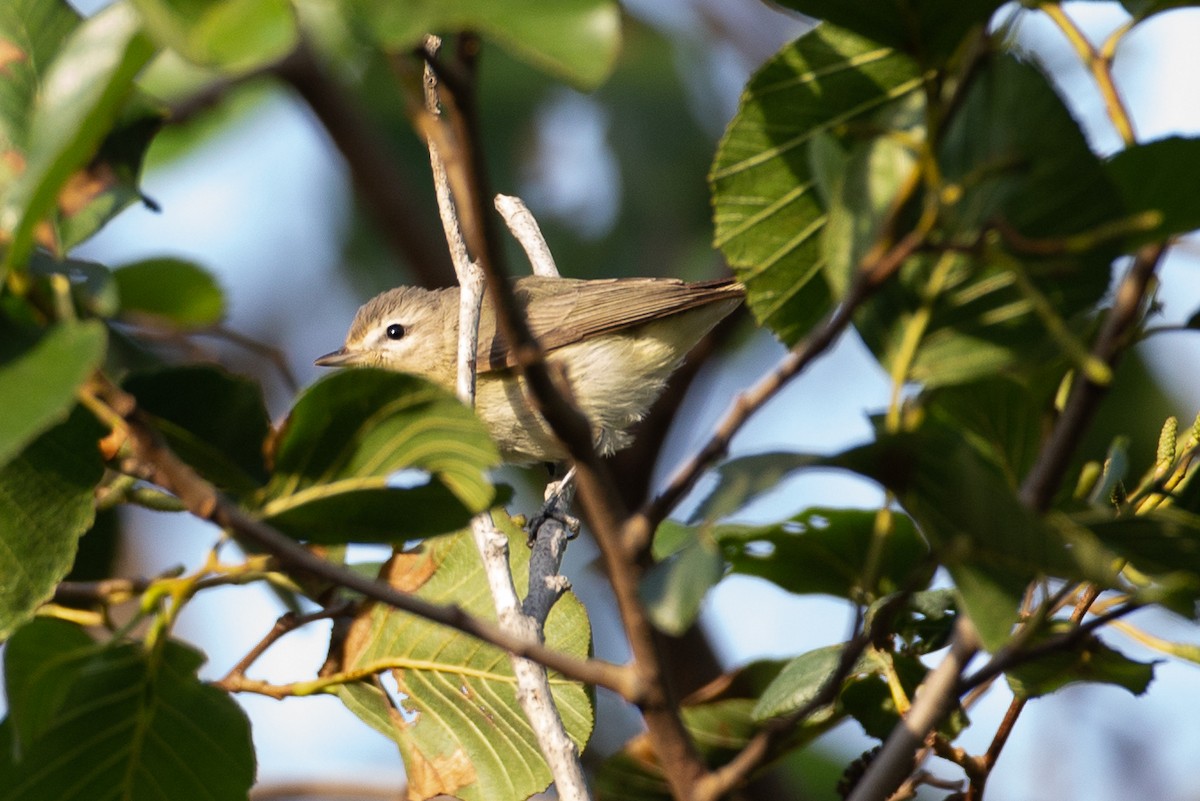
[215,602,352,693]
[422,41,589,801]
[496,194,559,277]
[415,37,710,797]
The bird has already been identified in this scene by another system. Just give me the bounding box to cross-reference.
[316,275,744,463]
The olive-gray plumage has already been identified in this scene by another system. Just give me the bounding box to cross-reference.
[316,276,744,462]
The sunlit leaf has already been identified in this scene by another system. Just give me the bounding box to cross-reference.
[0,1,157,273]
[710,25,922,344]
[131,0,297,72]
[334,519,592,801]
[357,0,621,90]
[258,369,503,542]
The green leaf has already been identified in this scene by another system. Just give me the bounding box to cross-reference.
[1062,508,1200,614]
[3,618,96,751]
[0,319,106,468]
[640,530,724,636]
[1006,624,1156,698]
[819,122,920,294]
[1106,136,1200,244]
[124,365,269,494]
[710,25,923,344]
[841,652,966,740]
[690,451,824,523]
[832,419,1075,650]
[334,520,593,801]
[131,0,297,72]
[1119,0,1200,20]
[113,257,225,328]
[771,1,1004,62]
[594,660,830,801]
[922,376,1050,488]
[0,408,103,642]
[714,507,931,601]
[892,53,1124,386]
[0,638,255,801]
[357,0,620,90]
[753,643,880,721]
[259,370,501,542]
[1,1,157,273]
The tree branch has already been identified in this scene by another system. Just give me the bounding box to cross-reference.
[88,376,635,698]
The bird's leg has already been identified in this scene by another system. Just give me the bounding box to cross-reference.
[527,464,580,545]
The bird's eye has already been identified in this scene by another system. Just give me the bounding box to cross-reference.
[386,323,405,340]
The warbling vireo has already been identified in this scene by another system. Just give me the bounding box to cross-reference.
[315,276,744,463]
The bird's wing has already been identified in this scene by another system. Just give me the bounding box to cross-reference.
[476,277,742,371]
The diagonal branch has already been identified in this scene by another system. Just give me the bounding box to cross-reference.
[87,376,635,698]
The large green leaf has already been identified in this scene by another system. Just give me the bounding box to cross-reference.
[3,618,96,751]
[0,632,254,801]
[0,319,106,468]
[714,507,932,601]
[258,369,503,542]
[0,408,102,642]
[124,365,269,494]
[639,525,724,636]
[334,521,593,801]
[113,257,225,328]
[1005,623,1156,699]
[356,0,620,90]
[871,53,1125,387]
[1106,136,1200,244]
[131,0,297,73]
[832,419,1078,650]
[0,0,158,273]
[710,25,923,344]
[771,0,1004,62]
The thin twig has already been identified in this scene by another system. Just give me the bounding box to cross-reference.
[215,602,352,692]
[416,36,710,798]
[496,194,559,277]
[422,40,590,801]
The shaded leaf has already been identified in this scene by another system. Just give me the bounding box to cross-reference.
[689,451,824,523]
[714,507,931,601]
[772,0,1004,62]
[1106,136,1200,244]
[0,637,254,801]
[131,0,297,72]
[841,652,967,740]
[640,530,724,636]
[334,519,592,801]
[0,319,106,468]
[124,365,269,494]
[753,643,881,721]
[113,257,225,328]
[357,0,621,90]
[0,408,103,642]
[1,1,157,272]
[3,618,96,751]
[1006,624,1156,698]
[258,369,501,541]
[710,25,922,344]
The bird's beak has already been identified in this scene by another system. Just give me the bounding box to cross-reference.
[314,348,357,367]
